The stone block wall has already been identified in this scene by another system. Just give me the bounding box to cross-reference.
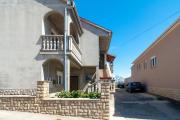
[0,80,110,120]
[0,89,36,96]
[36,81,49,99]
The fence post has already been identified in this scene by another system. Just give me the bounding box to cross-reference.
[36,81,49,99]
[100,79,110,120]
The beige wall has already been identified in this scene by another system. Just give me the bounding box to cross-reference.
[131,21,180,100]
[80,28,99,66]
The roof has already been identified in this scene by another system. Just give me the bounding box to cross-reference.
[80,17,112,52]
[133,18,180,64]
[80,17,112,35]
[64,1,112,37]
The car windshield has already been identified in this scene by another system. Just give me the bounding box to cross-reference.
[131,82,141,86]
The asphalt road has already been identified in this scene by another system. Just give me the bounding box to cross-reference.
[110,88,180,120]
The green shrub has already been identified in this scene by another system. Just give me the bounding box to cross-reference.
[88,92,101,99]
[81,92,89,98]
[95,92,101,98]
[71,90,82,98]
[56,91,72,98]
[56,91,101,99]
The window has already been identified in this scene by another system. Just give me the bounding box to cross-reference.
[139,64,141,70]
[85,74,93,81]
[143,60,148,69]
[136,63,141,71]
[150,56,157,68]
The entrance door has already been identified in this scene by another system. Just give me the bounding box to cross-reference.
[70,76,79,91]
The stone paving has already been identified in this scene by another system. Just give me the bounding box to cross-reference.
[110,88,180,120]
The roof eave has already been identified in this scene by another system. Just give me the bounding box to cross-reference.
[80,17,112,51]
[80,17,112,34]
[66,0,83,35]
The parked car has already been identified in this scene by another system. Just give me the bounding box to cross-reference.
[117,83,125,88]
[126,82,145,93]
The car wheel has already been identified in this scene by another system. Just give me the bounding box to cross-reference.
[130,89,132,93]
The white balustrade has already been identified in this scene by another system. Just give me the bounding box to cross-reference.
[41,35,63,51]
[69,36,82,62]
[41,35,82,63]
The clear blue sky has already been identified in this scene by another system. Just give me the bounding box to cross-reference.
[75,0,180,78]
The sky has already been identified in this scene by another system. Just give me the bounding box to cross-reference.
[75,0,180,78]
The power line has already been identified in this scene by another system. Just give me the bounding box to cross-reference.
[119,10,180,47]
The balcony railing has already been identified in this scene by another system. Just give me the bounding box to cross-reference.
[40,35,82,63]
[41,35,64,51]
[68,36,82,62]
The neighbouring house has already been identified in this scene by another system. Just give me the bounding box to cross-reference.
[131,19,180,101]
[124,77,132,85]
[0,0,114,93]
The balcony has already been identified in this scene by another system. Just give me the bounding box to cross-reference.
[40,35,82,64]
[40,35,64,52]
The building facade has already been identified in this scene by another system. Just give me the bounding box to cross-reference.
[0,0,113,92]
[131,19,180,101]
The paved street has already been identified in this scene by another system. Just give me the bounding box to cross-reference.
[0,110,93,120]
[110,88,180,120]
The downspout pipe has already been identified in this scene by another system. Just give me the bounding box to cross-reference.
[64,5,68,91]
[64,0,72,92]
[64,0,80,91]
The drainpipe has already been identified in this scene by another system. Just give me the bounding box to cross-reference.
[64,5,68,91]
[64,0,72,91]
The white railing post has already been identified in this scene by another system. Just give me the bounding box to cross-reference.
[57,37,60,50]
[42,39,46,50]
[46,38,50,50]
[53,39,57,50]
[50,38,53,50]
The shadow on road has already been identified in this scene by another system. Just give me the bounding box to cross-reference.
[113,89,180,120]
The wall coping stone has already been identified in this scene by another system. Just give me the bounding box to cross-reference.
[0,95,36,98]
[43,98,100,101]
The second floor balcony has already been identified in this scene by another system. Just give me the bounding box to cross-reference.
[40,35,82,65]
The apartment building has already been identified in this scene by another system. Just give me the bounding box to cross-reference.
[131,19,180,101]
[0,0,113,93]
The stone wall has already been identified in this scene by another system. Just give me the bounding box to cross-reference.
[0,89,36,96]
[0,80,110,120]
[148,87,180,101]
